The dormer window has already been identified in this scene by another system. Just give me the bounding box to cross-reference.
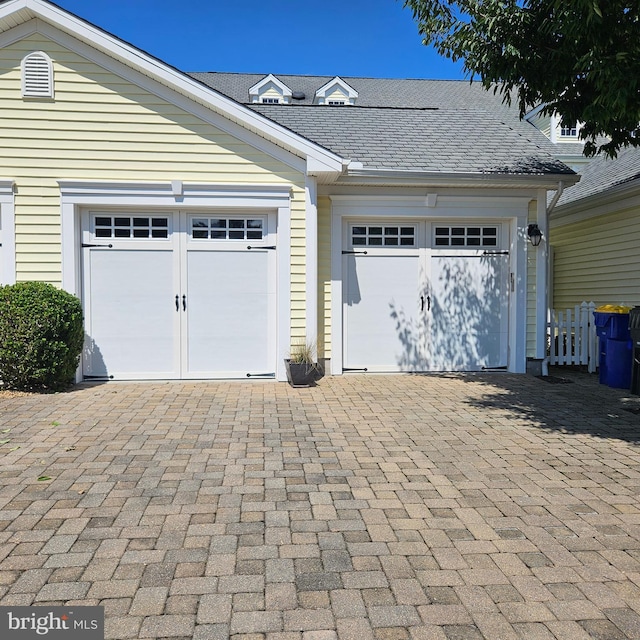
[315,77,358,105]
[550,113,582,142]
[21,51,54,98]
[249,74,292,104]
[560,124,578,137]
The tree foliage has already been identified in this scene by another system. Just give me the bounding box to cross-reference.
[403,0,640,156]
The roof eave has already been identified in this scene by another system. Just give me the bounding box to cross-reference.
[338,167,580,189]
[551,176,640,224]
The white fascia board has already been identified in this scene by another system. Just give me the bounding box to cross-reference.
[524,102,547,122]
[339,167,580,190]
[0,0,343,174]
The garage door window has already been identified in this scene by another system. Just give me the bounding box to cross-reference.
[94,216,169,239]
[191,217,264,240]
[352,225,416,247]
[434,226,498,247]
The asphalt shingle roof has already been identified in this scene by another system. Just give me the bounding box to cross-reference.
[249,104,572,175]
[190,72,573,176]
[190,72,519,113]
[557,147,640,206]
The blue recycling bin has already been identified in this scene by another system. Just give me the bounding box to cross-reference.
[594,310,632,389]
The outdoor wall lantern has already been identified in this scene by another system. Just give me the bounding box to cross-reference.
[527,223,543,247]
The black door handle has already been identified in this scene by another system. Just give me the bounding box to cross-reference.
[182,295,187,311]
[175,295,179,311]
[427,296,431,311]
[421,295,425,312]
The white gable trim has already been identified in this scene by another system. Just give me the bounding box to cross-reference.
[249,74,293,104]
[315,76,358,105]
[0,180,16,285]
[0,1,344,175]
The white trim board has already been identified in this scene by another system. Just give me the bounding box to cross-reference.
[0,180,16,285]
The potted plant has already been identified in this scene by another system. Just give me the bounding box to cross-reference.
[285,339,323,387]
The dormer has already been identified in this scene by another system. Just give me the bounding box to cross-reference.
[249,74,292,104]
[314,77,358,105]
[550,113,583,143]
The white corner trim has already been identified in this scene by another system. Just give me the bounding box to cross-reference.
[535,189,549,360]
[276,202,292,382]
[0,180,16,285]
[330,205,343,375]
[305,176,318,354]
[510,212,528,372]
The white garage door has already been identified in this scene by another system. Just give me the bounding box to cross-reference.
[343,222,509,372]
[82,211,276,380]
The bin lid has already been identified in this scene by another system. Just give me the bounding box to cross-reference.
[595,304,632,313]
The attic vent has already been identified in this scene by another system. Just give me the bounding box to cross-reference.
[21,51,54,98]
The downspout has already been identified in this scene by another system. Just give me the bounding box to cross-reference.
[540,180,564,376]
[547,180,565,214]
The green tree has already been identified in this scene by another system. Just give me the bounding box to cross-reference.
[403,0,640,156]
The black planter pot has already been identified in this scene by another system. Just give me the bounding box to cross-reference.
[284,360,323,387]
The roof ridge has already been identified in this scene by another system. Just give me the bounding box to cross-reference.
[190,71,474,83]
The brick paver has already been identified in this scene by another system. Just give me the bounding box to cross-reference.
[1,368,640,638]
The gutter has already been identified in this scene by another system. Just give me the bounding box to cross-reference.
[341,167,578,190]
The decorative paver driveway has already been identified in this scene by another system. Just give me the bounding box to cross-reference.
[1,370,640,639]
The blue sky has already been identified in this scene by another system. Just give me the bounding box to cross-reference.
[52,0,465,79]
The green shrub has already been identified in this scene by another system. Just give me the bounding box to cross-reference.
[0,282,84,391]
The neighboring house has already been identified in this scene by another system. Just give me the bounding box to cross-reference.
[549,147,640,310]
[0,0,577,382]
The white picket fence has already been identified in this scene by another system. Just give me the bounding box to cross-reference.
[547,301,598,373]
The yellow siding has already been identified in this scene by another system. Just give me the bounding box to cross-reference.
[318,196,332,358]
[0,33,308,337]
[551,208,640,309]
[325,87,348,103]
[260,86,282,101]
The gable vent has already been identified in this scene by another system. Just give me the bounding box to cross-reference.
[21,52,54,98]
